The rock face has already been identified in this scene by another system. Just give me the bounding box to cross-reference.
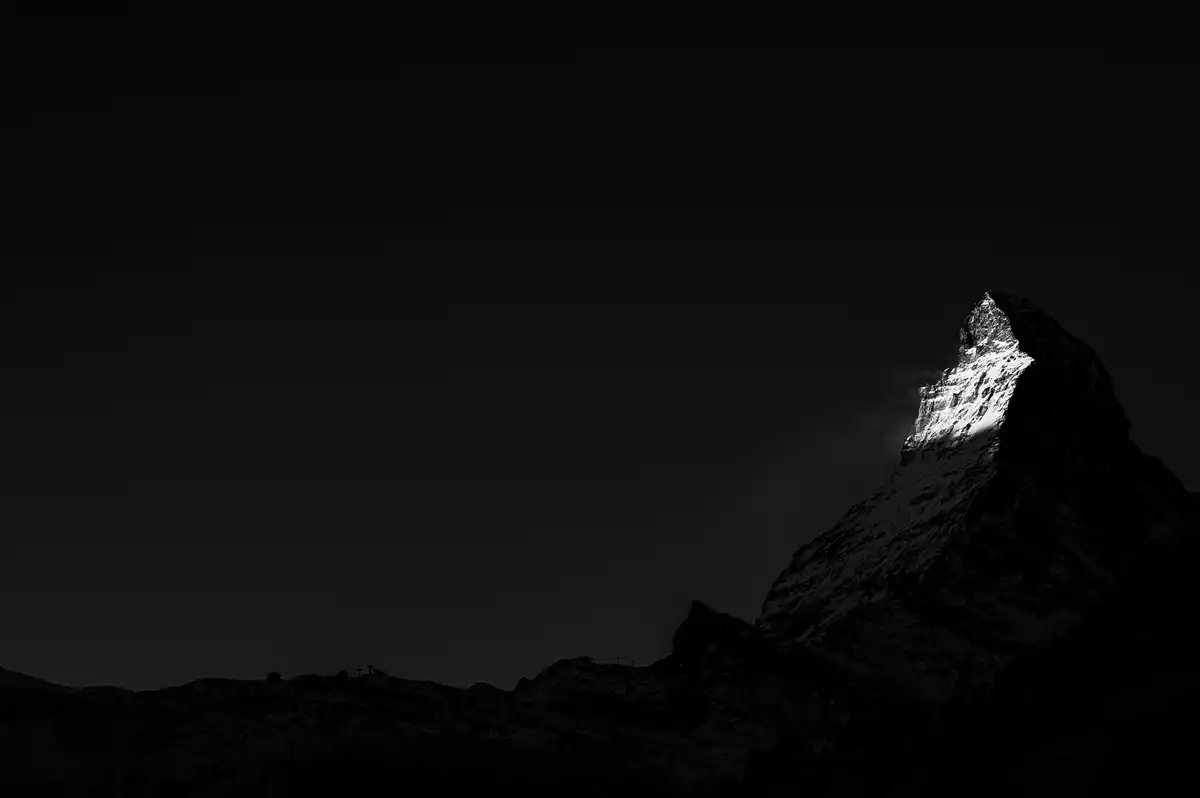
[759,291,1197,702]
[1,291,1196,797]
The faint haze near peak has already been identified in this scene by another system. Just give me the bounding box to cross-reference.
[828,364,950,468]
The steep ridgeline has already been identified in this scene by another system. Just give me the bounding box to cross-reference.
[758,291,1197,703]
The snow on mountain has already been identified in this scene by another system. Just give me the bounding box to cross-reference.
[758,291,1198,702]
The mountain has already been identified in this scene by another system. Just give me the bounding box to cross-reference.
[759,291,1197,703]
[1,291,1196,797]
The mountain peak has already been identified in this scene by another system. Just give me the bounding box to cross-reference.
[959,290,1023,361]
[972,290,1099,359]
[759,291,1195,702]
[901,291,1127,467]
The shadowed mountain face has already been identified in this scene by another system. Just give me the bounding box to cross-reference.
[2,292,1197,797]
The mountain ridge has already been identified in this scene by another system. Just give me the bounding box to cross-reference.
[2,290,1197,796]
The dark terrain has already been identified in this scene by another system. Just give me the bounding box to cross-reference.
[3,292,1198,797]
[4,556,1199,798]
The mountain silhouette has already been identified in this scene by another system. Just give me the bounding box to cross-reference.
[2,292,1196,797]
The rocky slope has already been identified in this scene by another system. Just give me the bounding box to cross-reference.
[2,291,1196,797]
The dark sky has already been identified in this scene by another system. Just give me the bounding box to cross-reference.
[2,22,1198,690]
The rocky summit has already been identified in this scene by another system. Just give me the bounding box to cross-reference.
[2,291,1197,797]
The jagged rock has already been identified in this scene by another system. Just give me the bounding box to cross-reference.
[759,291,1198,702]
[671,600,780,664]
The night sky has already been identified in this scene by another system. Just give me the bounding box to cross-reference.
[2,23,1197,691]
